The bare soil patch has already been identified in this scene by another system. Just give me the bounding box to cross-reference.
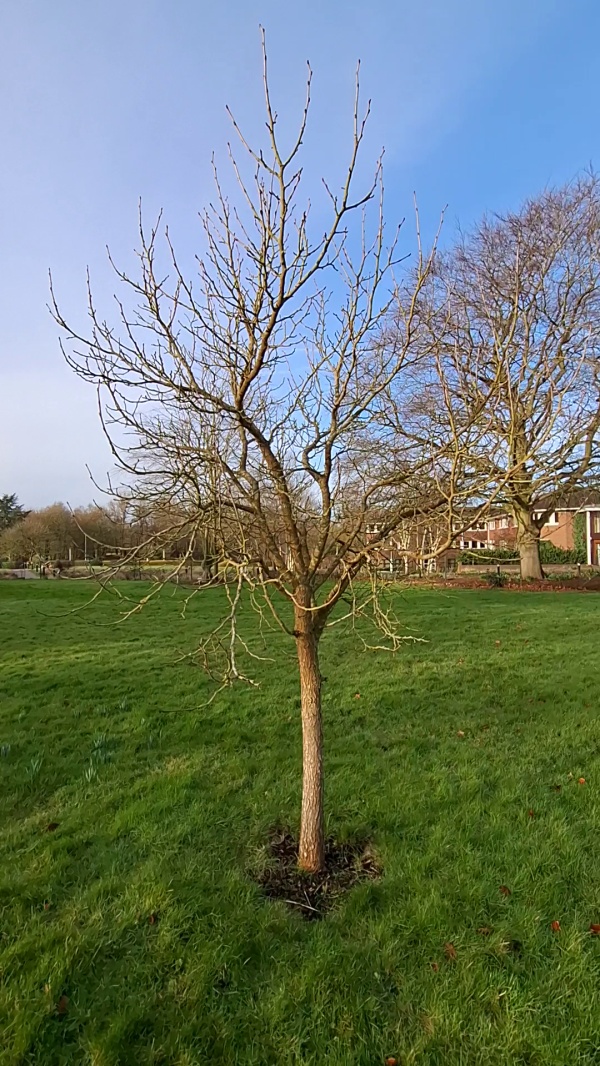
[255,829,381,919]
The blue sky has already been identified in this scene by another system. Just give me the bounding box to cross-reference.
[1,0,599,508]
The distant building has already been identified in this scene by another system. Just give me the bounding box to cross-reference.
[364,490,600,570]
[483,491,600,564]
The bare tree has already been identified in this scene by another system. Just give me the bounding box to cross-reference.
[0,503,75,565]
[412,177,600,579]
[52,39,484,871]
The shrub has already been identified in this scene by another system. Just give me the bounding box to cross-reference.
[459,547,518,564]
[573,512,587,559]
[484,569,508,587]
[539,541,586,564]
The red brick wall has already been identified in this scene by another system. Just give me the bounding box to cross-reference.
[486,524,517,548]
[540,511,574,550]
[485,511,575,550]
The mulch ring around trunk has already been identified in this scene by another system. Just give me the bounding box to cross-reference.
[254,829,381,920]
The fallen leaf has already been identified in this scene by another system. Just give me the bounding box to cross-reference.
[494,640,501,646]
[354,693,361,699]
[578,777,586,785]
[43,901,52,911]
[589,923,600,935]
[385,1058,398,1066]
[551,920,561,932]
[456,730,465,738]
[477,926,493,936]
[527,809,535,818]
[499,885,511,897]
[45,822,59,833]
[444,941,457,961]
[56,995,69,1016]
[430,961,439,972]
[148,912,159,925]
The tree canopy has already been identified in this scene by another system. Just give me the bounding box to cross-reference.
[0,494,29,532]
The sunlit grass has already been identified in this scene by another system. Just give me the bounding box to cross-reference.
[1,581,600,1064]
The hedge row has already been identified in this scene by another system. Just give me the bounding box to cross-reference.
[459,542,586,565]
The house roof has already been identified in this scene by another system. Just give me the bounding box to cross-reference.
[534,488,600,511]
[480,488,600,517]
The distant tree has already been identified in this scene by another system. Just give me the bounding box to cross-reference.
[0,494,29,531]
[71,504,127,560]
[411,176,600,579]
[0,514,38,563]
[0,504,74,564]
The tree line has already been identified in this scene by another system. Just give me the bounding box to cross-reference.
[0,499,213,567]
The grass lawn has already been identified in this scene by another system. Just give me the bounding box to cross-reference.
[2,581,600,1065]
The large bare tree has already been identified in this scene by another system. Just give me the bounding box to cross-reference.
[52,41,489,871]
[412,177,600,579]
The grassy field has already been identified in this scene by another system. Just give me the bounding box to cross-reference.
[2,582,600,1065]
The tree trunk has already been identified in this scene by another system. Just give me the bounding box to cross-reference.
[515,512,544,580]
[295,597,325,873]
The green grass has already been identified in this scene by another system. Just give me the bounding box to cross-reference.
[2,581,600,1065]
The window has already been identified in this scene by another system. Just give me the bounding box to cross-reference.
[594,514,600,535]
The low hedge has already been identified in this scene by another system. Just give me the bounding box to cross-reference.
[459,542,586,565]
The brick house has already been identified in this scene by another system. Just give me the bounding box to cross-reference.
[365,491,600,571]
[538,496,600,565]
[456,518,492,551]
[365,512,489,572]
[481,491,600,563]
[263,491,600,581]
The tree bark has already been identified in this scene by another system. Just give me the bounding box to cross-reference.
[515,511,544,580]
[295,596,325,873]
